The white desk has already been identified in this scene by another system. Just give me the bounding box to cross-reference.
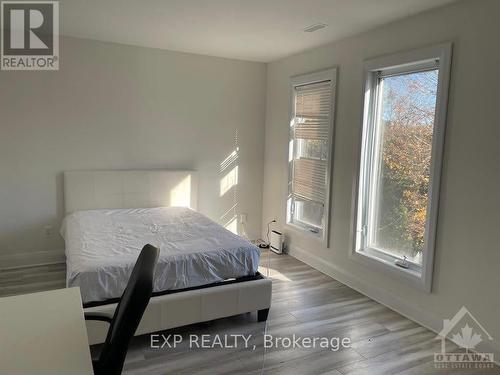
[0,287,94,375]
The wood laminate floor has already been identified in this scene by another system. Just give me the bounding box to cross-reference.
[1,252,498,375]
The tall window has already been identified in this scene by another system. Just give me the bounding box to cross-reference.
[287,69,336,245]
[354,44,451,291]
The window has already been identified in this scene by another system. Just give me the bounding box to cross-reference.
[287,69,336,245]
[354,44,452,291]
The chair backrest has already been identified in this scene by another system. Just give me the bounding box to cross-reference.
[96,244,159,375]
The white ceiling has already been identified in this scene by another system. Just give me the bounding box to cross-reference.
[61,0,459,62]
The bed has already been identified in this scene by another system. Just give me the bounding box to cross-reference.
[63,170,272,345]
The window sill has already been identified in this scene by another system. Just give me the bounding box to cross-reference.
[350,247,430,292]
[284,222,326,246]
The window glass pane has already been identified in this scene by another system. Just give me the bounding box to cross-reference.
[296,139,327,160]
[370,69,438,264]
[288,197,324,234]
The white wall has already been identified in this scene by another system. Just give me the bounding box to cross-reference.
[0,37,267,267]
[262,0,500,356]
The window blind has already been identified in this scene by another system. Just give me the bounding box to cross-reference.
[291,80,332,205]
[293,158,327,202]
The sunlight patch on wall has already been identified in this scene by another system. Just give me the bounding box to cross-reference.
[224,215,238,234]
[220,147,239,173]
[170,175,192,207]
[219,130,241,235]
[220,165,238,197]
[220,203,238,221]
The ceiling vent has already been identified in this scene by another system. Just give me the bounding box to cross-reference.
[304,23,328,33]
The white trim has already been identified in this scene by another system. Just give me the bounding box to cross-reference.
[286,67,338,248]
[289,244,438,328]
[350,249,423,290]
[284,222,325,246]
[363,43,451,75]
[0,249,65,270]
[287,245,500,363]
[290,68,336,87]
[351,43,453,292]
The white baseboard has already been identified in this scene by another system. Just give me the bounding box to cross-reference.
[288,245,500,362]
[0,249,65,270]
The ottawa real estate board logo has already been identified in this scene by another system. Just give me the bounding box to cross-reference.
[1,1,59,70]
[435,306,495,370]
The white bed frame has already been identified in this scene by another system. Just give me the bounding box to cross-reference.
[63,170,272,345]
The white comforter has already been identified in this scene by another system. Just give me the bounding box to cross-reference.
[61,207,260,304]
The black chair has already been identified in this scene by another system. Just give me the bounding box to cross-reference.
[85,244,159,375]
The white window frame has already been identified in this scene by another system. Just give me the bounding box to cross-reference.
[351,43,452,292]
[286,68,337,247]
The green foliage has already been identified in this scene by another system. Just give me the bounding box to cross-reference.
[377,122,433,256]
[375,70,437,258]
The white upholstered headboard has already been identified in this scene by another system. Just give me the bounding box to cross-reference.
[64,170,198,214]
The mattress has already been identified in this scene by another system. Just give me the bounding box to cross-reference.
[61,207,260,304]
